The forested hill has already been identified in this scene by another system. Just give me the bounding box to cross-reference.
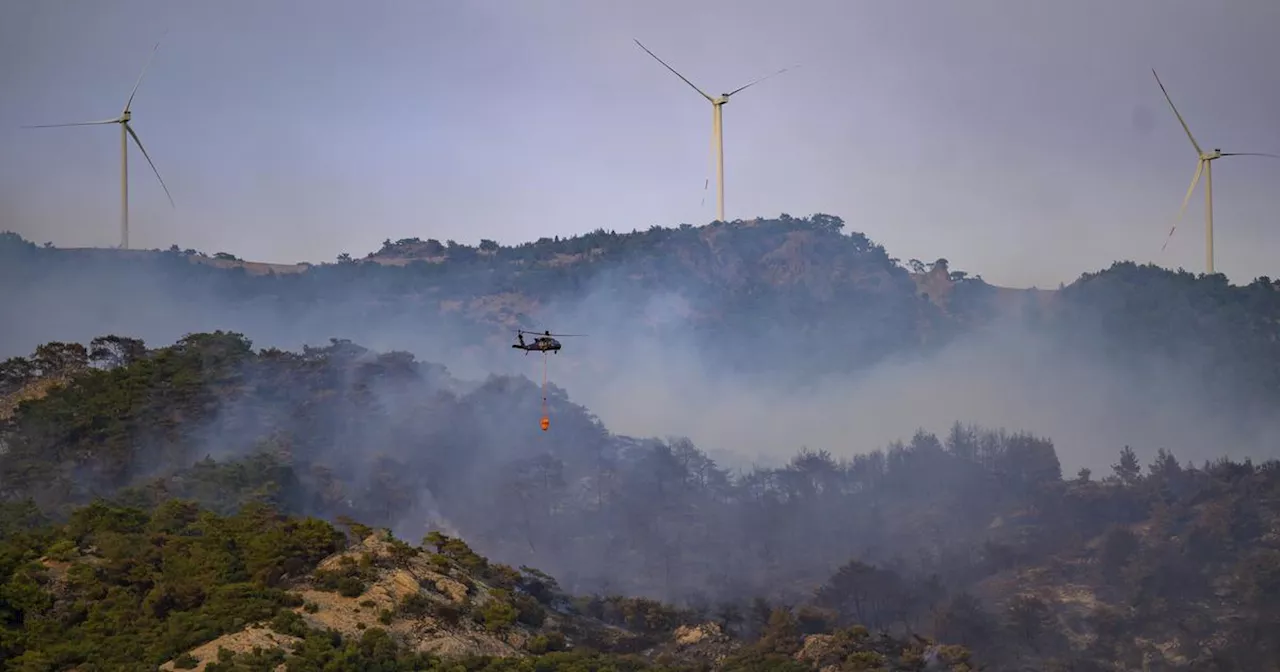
[4,216,1280,400]
[0,216,933,380]
[6,332,1280,669]
[0,499,977,670]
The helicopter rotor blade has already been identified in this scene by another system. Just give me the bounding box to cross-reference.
[546,333,586,337]
[517,329,585,337]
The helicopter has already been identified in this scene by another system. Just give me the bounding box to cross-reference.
[512,329,584,354]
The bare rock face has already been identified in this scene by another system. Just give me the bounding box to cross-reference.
[294,531,528,659]
[794,633,846,670]
[157,530,545,666]
[158,626,301,671]
[792,628,976,672]
[648,621,741,667]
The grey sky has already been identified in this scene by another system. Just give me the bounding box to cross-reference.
[2,0,1278,288]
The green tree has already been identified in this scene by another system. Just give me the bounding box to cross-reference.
[1112,446,1142,486]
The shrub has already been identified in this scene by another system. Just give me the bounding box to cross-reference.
[525,632,567,654]
[476,592,520,633]
[270,610,308,638]
[435,601,464,625]
[337,577,364,598]
[45,539,77,562]
[845,650,887,670]
[399,593,432,618]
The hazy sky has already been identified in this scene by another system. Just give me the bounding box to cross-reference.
[2,0,1278,288]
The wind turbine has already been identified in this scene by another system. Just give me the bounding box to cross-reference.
[1152,68,1280,275]
[23,38,174,250]
[634,39,796,223]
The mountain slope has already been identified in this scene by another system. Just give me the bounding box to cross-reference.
[5,333,1280,669]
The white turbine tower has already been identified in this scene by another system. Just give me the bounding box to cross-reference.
[1152,69,1280,275]
[634,39,796,223]
[23,39,174,250]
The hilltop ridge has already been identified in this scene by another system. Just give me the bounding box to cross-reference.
[16,216,1042,293]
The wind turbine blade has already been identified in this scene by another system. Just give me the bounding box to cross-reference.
[125,35,165,112]
[1162,160,1203,252]
[1220,152,1280,159]
[22,118,120,128]
[725,64,800,97]
[125,123,174,207]
[634,39,713,102]
[1151,69,1202,156]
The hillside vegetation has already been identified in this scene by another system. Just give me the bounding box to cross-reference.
[0,497,978,671]
[3,332,1280,670]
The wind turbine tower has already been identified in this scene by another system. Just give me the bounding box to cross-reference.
[23,39,174,250]
[634,39,795,223]
[1152,69,1279,275]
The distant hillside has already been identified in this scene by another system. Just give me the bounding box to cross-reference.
[7,216,938,352]
[7,218,950,380]
[4,215,1280,400]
